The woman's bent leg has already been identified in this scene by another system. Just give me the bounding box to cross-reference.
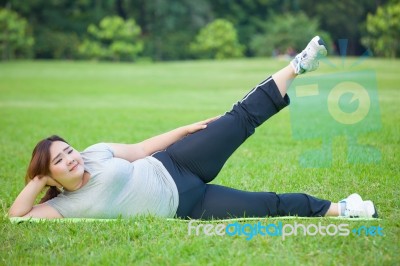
[189,184,331,220]
[152,151,206,217]
[167,76,290,183]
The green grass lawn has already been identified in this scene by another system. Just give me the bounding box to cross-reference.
[0,58,399,265]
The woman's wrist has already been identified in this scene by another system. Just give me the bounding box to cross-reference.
[31,175,48,188]
[181,125,191,136]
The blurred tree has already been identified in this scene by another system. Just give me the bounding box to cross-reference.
[362,2,400,57]
[1,0,116,58]
[78,16,143,61]
[298,0,390,55]
[208,0,284,56]
[250,12,332,57]
[0,8,34,60]
[190,19,244,59]
[34,29,80,59]
[122,0,212,60]
[0,0,390,59]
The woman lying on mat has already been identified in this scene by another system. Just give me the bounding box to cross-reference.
[9,36,378,220]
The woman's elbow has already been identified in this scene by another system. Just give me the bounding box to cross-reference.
[8,208,28,217]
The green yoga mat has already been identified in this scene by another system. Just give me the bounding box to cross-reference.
[8,216,380,224]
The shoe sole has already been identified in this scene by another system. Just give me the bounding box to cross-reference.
[312,36,327,57]
[317,37,326,47]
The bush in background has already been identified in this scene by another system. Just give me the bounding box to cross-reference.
[190,19,244,60]
[79,16,143,61]
[362,2,400,58]
[0,8,34,60]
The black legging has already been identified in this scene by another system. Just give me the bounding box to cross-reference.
[152,76,331,219]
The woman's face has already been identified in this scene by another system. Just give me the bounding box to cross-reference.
[48,141,85,191]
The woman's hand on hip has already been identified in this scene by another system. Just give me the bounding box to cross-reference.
[185,116,221,134]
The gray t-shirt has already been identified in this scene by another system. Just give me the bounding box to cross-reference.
[47,143,179,218]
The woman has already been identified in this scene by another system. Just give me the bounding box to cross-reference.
[9,36,378,220]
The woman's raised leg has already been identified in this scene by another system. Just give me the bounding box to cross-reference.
[166,75,289,183]
[166,36,327,183]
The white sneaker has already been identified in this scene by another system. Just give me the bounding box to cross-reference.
[339,193,378,218]
[291,36,327,74]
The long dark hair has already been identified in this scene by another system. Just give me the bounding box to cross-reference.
[26,135,69,203]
